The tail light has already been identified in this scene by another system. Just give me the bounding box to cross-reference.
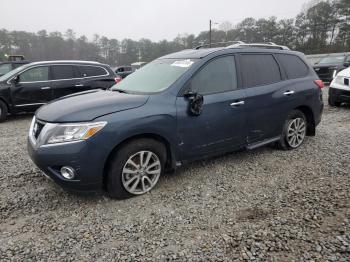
[314,79,324,89]
[115,76,122,84]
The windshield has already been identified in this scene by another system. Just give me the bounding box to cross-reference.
[318,55,345,65]
[0,64,12,75]
[0,64,29,82]
[111,58,197,93]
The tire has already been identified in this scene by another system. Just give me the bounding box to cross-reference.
[277,110,307,150]
[328,95,341,107]
[107,138,166,199]
[0,100,8,123]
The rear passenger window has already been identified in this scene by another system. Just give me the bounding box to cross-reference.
[79,66,107,77]
[240,54,281,87]
[276,54,309,79]
[51,65,76,80]
[191,56,237,95]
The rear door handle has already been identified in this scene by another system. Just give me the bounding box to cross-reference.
[230,101,245,107]
[41,86,51,90]
[75,84,84,87]
[283,90,295,95]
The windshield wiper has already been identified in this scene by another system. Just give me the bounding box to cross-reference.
[111,88,129,94]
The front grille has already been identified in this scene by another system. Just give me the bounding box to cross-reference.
[314,67,333,82]
[33,121,45,139]
[345,78,349,86]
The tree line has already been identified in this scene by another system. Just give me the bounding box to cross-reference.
[0,0,349,66]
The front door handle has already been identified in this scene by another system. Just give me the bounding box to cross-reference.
[75,84,84,87]
[283,90,295,96]
[41,86,51,90]
[230,101,245,107]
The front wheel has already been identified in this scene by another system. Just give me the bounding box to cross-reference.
[328,95,341,107]
[277,110,307,150]
[0,100,8,123]
[107,138,166,199]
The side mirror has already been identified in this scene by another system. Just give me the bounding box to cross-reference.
[11,75,19,84]
[344,62,350,67]
[184,90,204,116]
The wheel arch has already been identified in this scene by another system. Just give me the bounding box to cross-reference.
[0,97,10,111]
[294,105,315,136]
[102,133,176,190]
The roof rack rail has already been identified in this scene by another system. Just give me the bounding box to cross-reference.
[226,42,290,50]
[194,41,245,50]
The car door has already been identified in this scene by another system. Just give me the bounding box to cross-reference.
[11,65,52,110]
[51,65,81,99]
[238,53,294,143]
[176,55,247,161]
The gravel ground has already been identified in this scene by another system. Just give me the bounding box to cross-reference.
[0,88,349,261]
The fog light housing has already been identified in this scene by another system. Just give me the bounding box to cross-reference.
[60,166,76,180]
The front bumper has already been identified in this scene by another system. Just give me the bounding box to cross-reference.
[329,87,350,103]
[27,138,104,192]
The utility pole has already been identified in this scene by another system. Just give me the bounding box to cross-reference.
[209,19,212,48]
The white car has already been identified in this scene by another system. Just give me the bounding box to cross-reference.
[329,67,350,106]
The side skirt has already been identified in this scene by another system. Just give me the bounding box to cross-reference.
[246,136,281,150]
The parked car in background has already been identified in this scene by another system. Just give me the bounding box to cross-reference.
[114,66,134,79]
[0,60,29,77]
[329,67,350,106]
[27,43,324,199]
[306,54,327,66]
[0,60,116,122]
[313,52,350,83]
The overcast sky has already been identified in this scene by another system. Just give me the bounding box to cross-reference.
[1,0,308,41]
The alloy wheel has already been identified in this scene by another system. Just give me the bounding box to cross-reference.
[121,151,161,195]
[286,117,306,148]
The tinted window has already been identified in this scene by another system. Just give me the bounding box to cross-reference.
[19,66,49,82]
[51,65,76,80]
[346,56,350,62]
[191,56,237,95]
[79,66,107,77]
[240,54,281,87]
[277,54,309,79]
[0,64,12,75]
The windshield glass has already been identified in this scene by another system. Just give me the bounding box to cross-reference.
[0,64,12,75]
[111,58,197,93]
[0,64,29,82]
[318,55,345,65]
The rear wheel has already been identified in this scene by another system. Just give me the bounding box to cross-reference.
[277,110,307,150]
[107,138,166,199]
[0,100,8,123]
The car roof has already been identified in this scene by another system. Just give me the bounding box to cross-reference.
[27,60,104,66]
[159,47,304,60]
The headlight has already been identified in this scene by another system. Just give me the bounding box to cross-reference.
[46,122,107,144]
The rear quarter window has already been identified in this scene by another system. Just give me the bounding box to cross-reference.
[240,54,281,88]
[79,65,108,77]
[276,54,309,79]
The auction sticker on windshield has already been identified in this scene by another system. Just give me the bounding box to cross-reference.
[171,59,194,68]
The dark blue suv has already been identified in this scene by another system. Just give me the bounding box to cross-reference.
[28,46,324,199]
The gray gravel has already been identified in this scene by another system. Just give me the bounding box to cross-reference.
[0,88,349,261]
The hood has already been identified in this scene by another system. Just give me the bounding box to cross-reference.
[337,67,350,77]
[36,89,149,122]
[314,63,341,69]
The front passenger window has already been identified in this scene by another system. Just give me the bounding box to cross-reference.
[191,56,237,95]
[19,66,49,82]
